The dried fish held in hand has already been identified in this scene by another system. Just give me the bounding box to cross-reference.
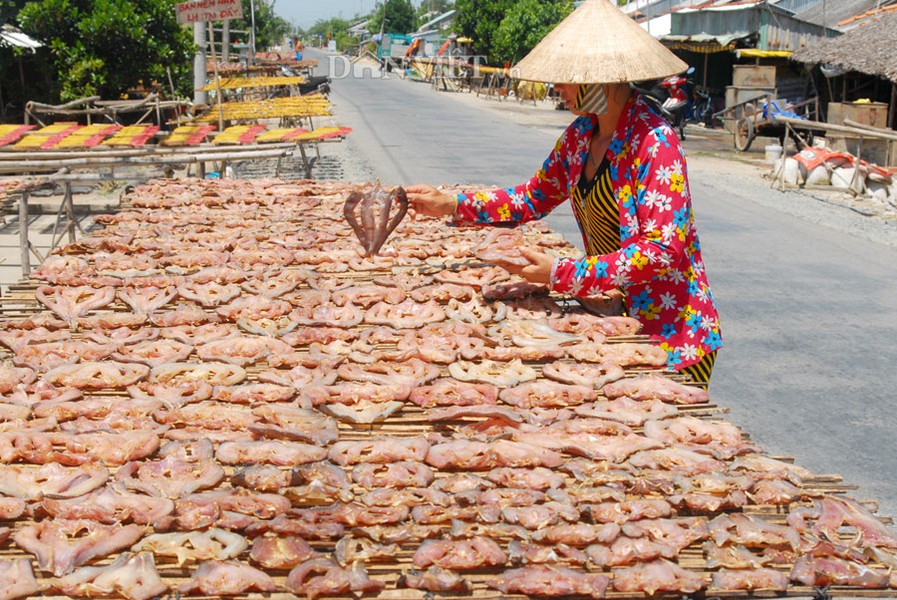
[343,181,409,256]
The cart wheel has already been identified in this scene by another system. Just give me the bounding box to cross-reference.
[734,117,754,151]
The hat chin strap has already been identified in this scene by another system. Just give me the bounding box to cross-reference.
[574,84,608,115]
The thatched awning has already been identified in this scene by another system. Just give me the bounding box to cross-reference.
[791,11,897,83]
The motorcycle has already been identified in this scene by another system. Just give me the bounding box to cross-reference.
[280,66,331,96]
[660,66,694,140]
[299,75,332,96]
[690,86,714,128]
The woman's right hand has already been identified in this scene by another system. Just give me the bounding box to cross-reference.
[403,184,457,218]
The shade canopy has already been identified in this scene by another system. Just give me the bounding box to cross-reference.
[513,0,687,84]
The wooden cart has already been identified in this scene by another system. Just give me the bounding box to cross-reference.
[715,94,819,151]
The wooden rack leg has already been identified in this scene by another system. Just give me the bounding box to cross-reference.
[813,586,833,600]
[298,143,312,178]
[476,74,488,98]
[50,181,83,252]
[49,188,68,250]
[773,125,784,191]
[29,242,44,265]
[64,182,84,241]
[848,135,864,197]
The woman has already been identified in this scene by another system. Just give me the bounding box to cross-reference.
[405,0,721,385]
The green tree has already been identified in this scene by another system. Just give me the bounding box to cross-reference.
[453,0,514,62]
[232,0,290,52]
[307,17,351,40]
[306,15,365,52]
[491,0,573,65]
[18,0,194,101]
[368,0,415,35]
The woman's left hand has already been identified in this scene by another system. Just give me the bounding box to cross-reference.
[496,247,554,284]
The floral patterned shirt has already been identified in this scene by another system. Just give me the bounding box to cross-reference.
[453,93,721,370]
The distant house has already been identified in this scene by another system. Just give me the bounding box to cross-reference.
[665,1,828,53]
[651,2,828,110]
[416,10,457,34]
[408,10,457,56]
[792,6,897,77]
[612,1,846,114]
[791,7,897,129]
[792,0,895,32]
[348,19,371,42]
[610,0,897,116]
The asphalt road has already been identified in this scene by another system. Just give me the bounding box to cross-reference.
[315,49,897,521]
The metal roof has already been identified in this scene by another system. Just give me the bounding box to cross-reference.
[794,0,895,30]
[348,20,370,34]
[417,10,457,33]
[675,0,765,13]
[666,2,829,51]
[0,25,42,51]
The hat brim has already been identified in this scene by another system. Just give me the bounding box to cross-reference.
[512,0,687,84]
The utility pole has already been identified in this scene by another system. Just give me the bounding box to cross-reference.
[194,23,208,104]
[647,0,652,35]
[222,20,231,62]
[379,3,387,71]
[249,0,257,64]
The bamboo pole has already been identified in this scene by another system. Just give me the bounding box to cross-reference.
[49,183,69,250]
[64,182,76,243]
[842,118,897,141]
[65,181,84,240]
[207,22,225,140]
[891,82,897,131]
[26,96,101,113]
[775,115,897,140]
[18,190,29,276]
[890,83,897,165]
[0,141,296,162]
[0,148,295,173]
[1,170,168,185]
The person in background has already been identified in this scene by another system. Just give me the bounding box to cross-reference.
[295,39,304,62]
[405,0,721,386]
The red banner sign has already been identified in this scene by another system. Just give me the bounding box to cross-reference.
[176,0,243,24]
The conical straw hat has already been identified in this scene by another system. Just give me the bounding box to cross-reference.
[513,0,687,84]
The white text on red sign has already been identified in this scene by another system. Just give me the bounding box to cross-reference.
[176,0,243,24]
